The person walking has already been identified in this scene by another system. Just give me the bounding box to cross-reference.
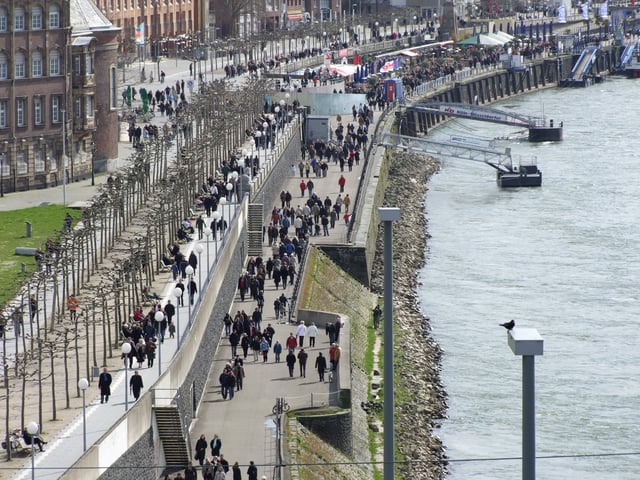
[297,348,308,378]
[285,332,297,353]
[373,305,382,329]
[315,352,327,382]
[247,461,258,480]
[195,435,208,466]
[98,367,112,403]
[296,321,307,348]
[210,433,222,457]
[129,370,144,400]
[188,277,198,305]
[260,337,270,362]
[307,322,318,347]
[67,294,79,320]
[286,351,296,377]
[338,174,346,193]
[273,340,283,363]
[232,461,242,480]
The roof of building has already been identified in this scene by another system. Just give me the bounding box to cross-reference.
[70,0,120,35]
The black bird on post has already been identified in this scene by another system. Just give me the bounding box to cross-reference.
[500,319,515,331]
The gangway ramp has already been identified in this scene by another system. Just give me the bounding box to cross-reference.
[563,46,599,85]
[619,43,636,69]
[380,133,542,187]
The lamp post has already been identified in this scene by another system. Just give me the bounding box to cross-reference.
[226,181,233,203]
[173,287,182,346]
[78,378,89,451]
[262,121,269,149]
[27,422,39,480]
[378,207,401,480]
[219,197,227,232]
[195,243,203,288]
[121,342,132,411]
[204,226,212,272]
[507,327,544,480]
[255,131,262,153]
[375,22,379,41]
[154,311,164,375]
[185,264,194,326]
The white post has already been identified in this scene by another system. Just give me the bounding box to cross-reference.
[62,109,67,207]
[78,378,89,451]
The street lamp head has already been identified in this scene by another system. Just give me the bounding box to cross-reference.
[219,197,227,205]
[185,265,194,276]
[173,287,182,299]
[154,311,165,323]
[195,244,204,254]
[204,226,212,237]
[211,211,221,221]
[27,422,39,435]
[284,93,290,100]
[121,342,132,355]
[274,106,280,113]
[255,131,262,138]
[78,378,89,390]
[226,182,233,192]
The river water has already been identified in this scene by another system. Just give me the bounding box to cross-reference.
[418,78,640,479]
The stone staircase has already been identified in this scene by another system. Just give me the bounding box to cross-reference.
[247,203,263,256]
[154,406,189,469]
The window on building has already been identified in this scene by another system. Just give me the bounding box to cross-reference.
[74,96,82,118]
[16,151,27,175]
[86,96,93,117]
[34,96,43,125]
[73,55,82,75]
[0,7,7,32]
[32,51,43,77]
[49,49,60,75]
[50,153,57,170]
[0,52,7,80]
[14,52,25,79]
[32,6,43,29]
[49,5,60,28]
[85,54,93,75]
[51,95,61,123]
[0,152,8,176]
[110,66,117,109]
[14,7,25,31]
[0,100,7,128]
[16,98,26,127]
[35,148,45,172]
[117,0,121,9]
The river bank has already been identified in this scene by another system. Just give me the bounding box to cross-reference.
[370,151,447,479]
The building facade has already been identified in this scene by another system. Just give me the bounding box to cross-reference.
[0,0,120,194]
[95,0,208,56]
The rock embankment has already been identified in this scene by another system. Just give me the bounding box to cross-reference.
[370,151,448,479]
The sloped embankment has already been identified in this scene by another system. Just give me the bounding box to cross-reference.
[294,247,376,479]
[370,151,447,480]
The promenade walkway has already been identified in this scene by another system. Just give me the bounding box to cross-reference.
[188,114,363,479]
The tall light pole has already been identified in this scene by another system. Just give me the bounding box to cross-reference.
[27,422,39,480]
[204,226,212,272]
[173,287,182,346]
[195,243,203,288]
[154,311,164,376]
[78,378,89,451]
[378,207,401,480]
[507,327,544,480]
[211,211,221,259]
[121,343,132,411]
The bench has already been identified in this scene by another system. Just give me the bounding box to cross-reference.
[2,438,32,456]
[15,247,37,256]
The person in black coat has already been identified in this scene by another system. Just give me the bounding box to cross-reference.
[129,370,144,400]
[194,435,208,466]
[315,352,327,382]
[286,351,296,377]
[210,433,222,457]
[98,367,112,403]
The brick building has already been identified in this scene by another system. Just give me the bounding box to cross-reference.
[0,0,119,194]
[95,0,209,56]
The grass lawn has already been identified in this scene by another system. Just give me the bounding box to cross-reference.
[0,205,80,308]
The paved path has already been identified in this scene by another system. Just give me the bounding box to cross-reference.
[189,117,362,479]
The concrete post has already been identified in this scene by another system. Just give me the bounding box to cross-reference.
[379,207,401,480]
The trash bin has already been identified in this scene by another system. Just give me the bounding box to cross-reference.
[92,366,100,378]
